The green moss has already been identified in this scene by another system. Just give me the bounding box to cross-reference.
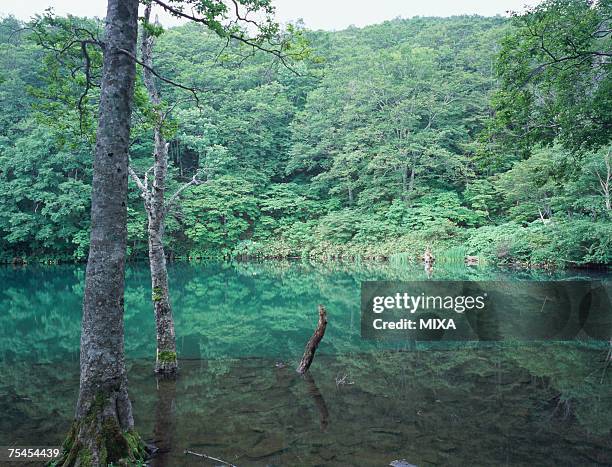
[124,430,147,460]
[79,447,93,467]
[98,419,146,464]
[101,417,129,462]
[152,286,163,302]
[60,442,79,466]
[55,439,84,467]
[99,444,108,466]
[57,390,146,466]
[62,422,77,451]
[157,350,177,363]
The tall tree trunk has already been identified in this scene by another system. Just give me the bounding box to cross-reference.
[60,0,144,465]
[142,5,178,374]
[402,158,416,202]
[401,164,408,198]
[408,165,415,194]
[148,142,178,374]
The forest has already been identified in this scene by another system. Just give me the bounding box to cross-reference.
[1,1,611,465]
[0,0,610,268]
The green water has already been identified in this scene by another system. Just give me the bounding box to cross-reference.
[0,261,611,466]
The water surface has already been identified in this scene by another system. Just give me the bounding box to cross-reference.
[0,261,611,466]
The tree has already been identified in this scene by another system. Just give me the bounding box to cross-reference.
[590,148,612,213]
[367,46,462,201]
[182,175,259,255]
[128,1,305,373]
[495,146,564,223]
[493,0,612,153]
[60,0,145,465]
[563,146,612,217]
[4,12,610,268]
[127,5,198,375]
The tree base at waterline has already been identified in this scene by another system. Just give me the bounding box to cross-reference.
[155,350,178,375]
[56,396,147,466]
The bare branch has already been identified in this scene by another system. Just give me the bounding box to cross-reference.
[165,173,203,214]
[161,96,193,122]
[117,47,203,106]
[151,0,302,76]
[213,35,232,65]
[76,40,94,132]
[144,165,155,191]
[141,3,162,107]
[127,164,151,199]
[229,0,261,29]
[28,15,104,135]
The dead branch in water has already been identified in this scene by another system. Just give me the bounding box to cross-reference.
[296,304,327,374]
[184,449,237,466]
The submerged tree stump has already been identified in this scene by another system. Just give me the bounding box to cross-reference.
[296,305,327,374]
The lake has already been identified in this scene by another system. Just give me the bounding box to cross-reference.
[0,261,611,466]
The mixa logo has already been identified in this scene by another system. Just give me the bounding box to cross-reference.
[420,318,456,329]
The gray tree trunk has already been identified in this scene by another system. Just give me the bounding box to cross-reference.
[141,4,178,374]
[60,0,145,465]
[401,161,415,202]
[408,165,415,194]
[401,164,408,200]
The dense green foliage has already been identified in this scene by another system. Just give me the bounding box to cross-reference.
[0,0,610,267]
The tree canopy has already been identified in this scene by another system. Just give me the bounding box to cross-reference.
[0,2,610,268]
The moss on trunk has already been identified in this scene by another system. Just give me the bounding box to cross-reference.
[157,350,177,363]
[56,391,146,466]
[152,286,163,302]
[156,349,178,374]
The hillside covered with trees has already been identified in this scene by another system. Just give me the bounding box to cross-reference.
[0,0,610,267]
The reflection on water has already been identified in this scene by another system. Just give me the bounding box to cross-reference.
[0,261,610,466]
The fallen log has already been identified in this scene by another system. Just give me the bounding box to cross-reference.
[296,304,327,374]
